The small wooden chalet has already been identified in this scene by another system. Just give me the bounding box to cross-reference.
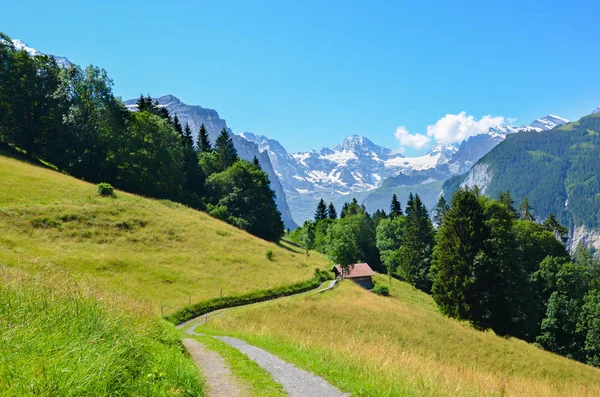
[332,263,375,289]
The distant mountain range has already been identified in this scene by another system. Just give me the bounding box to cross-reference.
[241,114,568,223]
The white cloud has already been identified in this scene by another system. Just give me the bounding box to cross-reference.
[426,112,505,145]
[394,126,431,149]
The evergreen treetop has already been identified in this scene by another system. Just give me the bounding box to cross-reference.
[197,123,212,152]
[314,198,328,221]
[390,194,402,218]
[214,128,238,171]
[327,202,337,220]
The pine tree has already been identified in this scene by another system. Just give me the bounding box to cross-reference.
[197,123,212,152]
[315,199,328,221]
[519,196,535,221]
[183,123,194,147]
[172,115,184,141]
[400,193,435,292]
[543,212,569,243]
[434,195,449,227]
[432,188,489,322]
[136,93,148,111]
[390,194,402,218]
[252,155,262,170]
[327,202,337,220]
[497,190,517,218]
[340,202,349,218]
[214,128,238,171]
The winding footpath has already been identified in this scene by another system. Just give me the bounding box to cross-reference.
[178,279,348,397]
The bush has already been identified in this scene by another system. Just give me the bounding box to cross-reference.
[373,284,390,296]
[265,250,274,261]
[165,269,332,325]
[97,182,115,197]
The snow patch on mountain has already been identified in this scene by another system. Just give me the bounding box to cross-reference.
[529,114,569,131]
[592,106,600,115]
[10,39,72,68]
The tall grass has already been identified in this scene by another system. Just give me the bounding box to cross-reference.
[201,275,600,397]
[0,152,328,314]
[0,267,204,396]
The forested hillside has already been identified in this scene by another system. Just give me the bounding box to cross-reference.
[0,32,284,242]
[443,113,600,235]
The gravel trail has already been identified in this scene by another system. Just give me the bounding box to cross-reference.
[214,336,349,397]
[182,338,249,397]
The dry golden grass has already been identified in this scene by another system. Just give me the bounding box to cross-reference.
[202,275,600,397]
[0,152,327,314]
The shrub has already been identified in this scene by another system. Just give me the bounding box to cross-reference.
[373,284,390,296]
[265,249,274,261]
[97,182,115,197]
[166,269,332,325]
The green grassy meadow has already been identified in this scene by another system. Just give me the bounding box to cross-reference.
[0,268,204,396]
[0,151,327,315]
[200,275,600,397]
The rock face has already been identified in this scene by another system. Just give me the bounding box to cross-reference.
[123,96,298,230]
[570,225,600,253]
[123,95,229,144]
[460,163,492,193]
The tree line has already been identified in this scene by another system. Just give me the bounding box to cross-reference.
[290,189,600,367]
[0,33,283,241]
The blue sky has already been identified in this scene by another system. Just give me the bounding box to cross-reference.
[2,0,599,154]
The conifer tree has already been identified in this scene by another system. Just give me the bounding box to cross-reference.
[390,194,402,218]
[183,123,194,147]
[432,188,489,321]
[315,199,328,221]
[172,115,184,141]
[519,196,535,221]
[197,123,212,152]
[327,202,337,220]
[214,128,238,171]
[400,193,435,291]
[340,202,349,218]
[497,190,517,218]
[434,195,449,227]
[252,155,262,170]
[543,212,569,243]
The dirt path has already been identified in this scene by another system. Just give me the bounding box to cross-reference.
[180,281,348,397]
[215,335,349,397]
[182,338,249,397]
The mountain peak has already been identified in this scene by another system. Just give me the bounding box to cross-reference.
[592,106,600,115]
[528,114,569,131]
[335,135,378,151]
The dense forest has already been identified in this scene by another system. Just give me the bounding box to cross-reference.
[443,113,600,232]
[0,32,283,241]
[291,189,600,367]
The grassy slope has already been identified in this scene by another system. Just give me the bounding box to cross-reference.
[0,152,327,314]
[0,268,204,396]
[201,275,600,397]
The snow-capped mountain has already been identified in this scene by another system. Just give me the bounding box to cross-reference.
[528,114,569,130]
[10,39,72,68]
[593,106,600,115]
[242,114,568,224]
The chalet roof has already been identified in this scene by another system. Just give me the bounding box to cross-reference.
[333,263,375,278]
